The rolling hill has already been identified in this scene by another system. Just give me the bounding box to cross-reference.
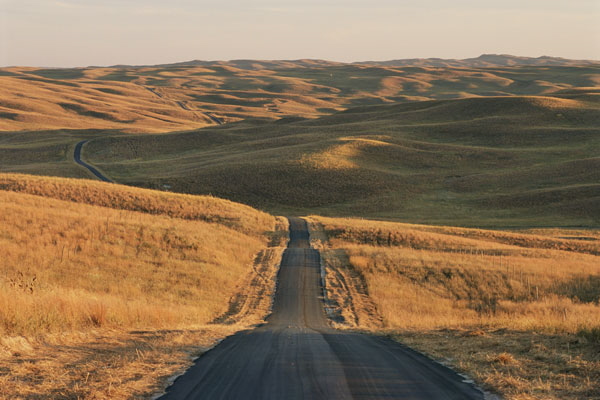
[1,57,598,132]
[0,173,279,334]
[1,172,597,398]
[1,55,598,399]
[1,55,598,398]
[71,93,599,228]
[0,58,598,228]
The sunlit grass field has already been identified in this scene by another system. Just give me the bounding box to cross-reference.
[0,173,277,335]
[0,174,284,397]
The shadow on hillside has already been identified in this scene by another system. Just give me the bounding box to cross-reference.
[556,275,600,303]
[0,128,129,140]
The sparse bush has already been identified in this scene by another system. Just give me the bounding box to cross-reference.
[6,272,37,294]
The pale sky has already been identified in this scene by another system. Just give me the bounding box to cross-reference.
[2,0,599,67]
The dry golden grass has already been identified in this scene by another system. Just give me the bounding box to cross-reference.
[2,81,598,229]
[0,173,284,398]
[0,189,273,334]
[308,216,600,399]
[0,173,273,237]
[0,74,213,133]
[396,329,599,400]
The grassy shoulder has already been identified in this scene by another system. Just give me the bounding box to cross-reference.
[307,216,600,399]
[0,173,285,398]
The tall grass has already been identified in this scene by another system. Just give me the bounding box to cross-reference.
[310,216,600,333]
[0,175,276,336]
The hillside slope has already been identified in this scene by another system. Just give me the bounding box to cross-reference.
[0,71,215,132]
[81,94,600,228]
[0,173,279,333]
[0,173,285,398]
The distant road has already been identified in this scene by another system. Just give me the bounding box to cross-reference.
[201,111,223,125]
[160,218,484,400]
[74,140,112,183]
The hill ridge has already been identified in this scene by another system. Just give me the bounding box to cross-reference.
[94,54,599,69]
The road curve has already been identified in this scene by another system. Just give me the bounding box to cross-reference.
[74,140,112,183]
[201,111,223,125]
[159,218,484,400]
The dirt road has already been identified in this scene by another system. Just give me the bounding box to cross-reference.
[74,140,112,182]
[159,217,484,399]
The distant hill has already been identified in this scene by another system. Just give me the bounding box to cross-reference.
[135,59,345,70]
[113,54,598,70]
[1,59,598,132]
[355,54,599,68]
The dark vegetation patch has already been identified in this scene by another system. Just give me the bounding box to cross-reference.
[191,94,269,107]
[316,108,340,113]
[0,112,19,120]
[93,87,126,95]
[30,69,85,80]
[557,275,600,303]
[97,71,138,82]
[17,76,80,87]
[58,103,134,123]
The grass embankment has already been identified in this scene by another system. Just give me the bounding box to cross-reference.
[0,173,285,398]
[308,216,600,400]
